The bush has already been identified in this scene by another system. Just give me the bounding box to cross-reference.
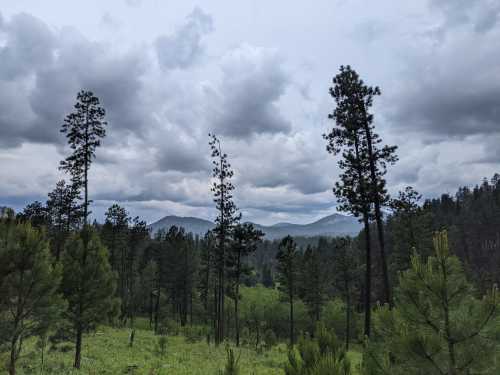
[284,326,351,375]
[155,335,167,358]
[182,325,206,343]
[264,329,278,349]
[219,345,240,375]
[160,318,180,336]
[322,299,360,342]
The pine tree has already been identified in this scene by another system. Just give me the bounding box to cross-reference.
[126,216,149,326]
[227,223,264,346]
[60,90,107,225]
[331,237,358,351]
[209,133,240,344]
[349,66,398,307]
[61,227,118,369]
[300,245,329,325]
[16,201,49,228]
[199,230,216,329]
[276,235,300,346]
[388,186,426,271]
[101,204,130,322]
[162,226,198,327]
[324,65,375,336]
[0,220,65,375]
[363,230,500,374]
[46,180,82,260]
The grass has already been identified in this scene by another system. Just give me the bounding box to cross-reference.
[5,322,362,374]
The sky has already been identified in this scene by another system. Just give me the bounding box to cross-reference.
[0,0,499,225]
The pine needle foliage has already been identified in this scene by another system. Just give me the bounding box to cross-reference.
[362,230,500,375]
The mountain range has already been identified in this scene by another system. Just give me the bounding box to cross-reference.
[148,213,361,240]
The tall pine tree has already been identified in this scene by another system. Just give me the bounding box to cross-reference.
[324,65,375,336]
[60,90,107,225]
[209,133,240,344]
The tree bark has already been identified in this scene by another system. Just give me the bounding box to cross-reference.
[290,294,295,346]
[362,214,372,338]
[9,335,18,375]
[74,327,82,369]
[364,122,391,306]
[345,278,351,351]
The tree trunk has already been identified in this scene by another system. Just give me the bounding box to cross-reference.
[9,335,18,375]
[374,202,391,306]
[149,291,153,329]
[74,327,82,369]
[290,295,295,346]
[154,289,160,334]
[235,248,242,347]
[362,213,372,338]
[345,280,350,351]
[363,122,391,306]
[235,293,240,347]
[83,125,89,225]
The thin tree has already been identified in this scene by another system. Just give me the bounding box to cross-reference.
[61,227,118,369]
[349,66,398,307]
[332,237,357,351]
[60,90,107,225]
[324,65,374,336]
[227,223,263,346]
[199,230,216,329]
[209,133,240,344]
[126,216,149,326]
[276,235,300,346]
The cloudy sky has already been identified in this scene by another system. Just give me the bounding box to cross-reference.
[1,0,499,225]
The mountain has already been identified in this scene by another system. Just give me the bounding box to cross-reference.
[148,216,215,237]
[148,213,361,240]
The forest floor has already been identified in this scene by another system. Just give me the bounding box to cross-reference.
[7,323,362,374]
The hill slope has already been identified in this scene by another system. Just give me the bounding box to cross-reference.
[148,213,361,239]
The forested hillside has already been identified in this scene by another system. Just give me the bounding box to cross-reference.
[149,213,361,239]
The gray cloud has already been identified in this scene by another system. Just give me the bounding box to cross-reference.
[212,45,292,138]
[430,0,500,34]
[0,12,56,80]
[387,4,500,142]
[2,1,500,225]
[391,82,500,138]
[155,7,213,70]
[0,13,150,147]
[155,136,210,173]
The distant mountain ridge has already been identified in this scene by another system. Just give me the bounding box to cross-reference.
[148,213,361,240]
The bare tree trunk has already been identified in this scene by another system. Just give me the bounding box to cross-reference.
[290,294,295,346]
[362,214,372,338]
[74,327,82,369]
[364,122,391,306]
[154,289,160,334]
[234,292,240,346]
[9,335,18,375]
[345,278,351,351]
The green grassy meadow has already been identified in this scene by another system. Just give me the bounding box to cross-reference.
[5,324,362,374]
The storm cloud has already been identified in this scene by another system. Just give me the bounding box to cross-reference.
[0,0,499,225]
